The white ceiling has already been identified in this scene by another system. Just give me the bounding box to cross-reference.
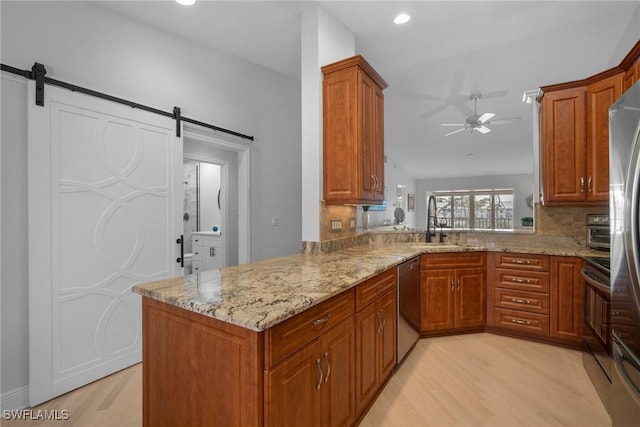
[96,1,640,180]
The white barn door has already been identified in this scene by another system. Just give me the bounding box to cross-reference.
[27,82,183,406]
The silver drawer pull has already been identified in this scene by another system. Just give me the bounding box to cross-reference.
[511,278,532,284]
[511,318,532,325]
[511,259,531,265]
[511,298,532,304]
[323,352,331,383]
[313,313,332,326]
[315,358,323,390]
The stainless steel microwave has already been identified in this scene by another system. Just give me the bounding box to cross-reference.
[587,214,610,250]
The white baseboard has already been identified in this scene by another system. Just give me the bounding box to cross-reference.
[1,385,29,411]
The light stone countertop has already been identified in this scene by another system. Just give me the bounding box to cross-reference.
[132,243,607,332]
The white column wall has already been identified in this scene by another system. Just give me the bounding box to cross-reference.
[300,6,355,242]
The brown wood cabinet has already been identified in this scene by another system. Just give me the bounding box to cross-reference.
[266,317,356,427]
[419,252,486,334]
[549,256,583,344]
[355,283,396,414]
[623,44,640,92]
[322,55,388,205]
[586,73,623,202]
[539,39,640,206]
[487,252,583,347]
[540,86,588,205]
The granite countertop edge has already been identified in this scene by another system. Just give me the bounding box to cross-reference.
[133,243,607,332]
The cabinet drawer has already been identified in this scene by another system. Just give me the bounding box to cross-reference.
[203,236,222,248]
[355,268,396,312]
[494,253,549,271]
[420,252,486,269]
[192,260,202,272]
[494,269,550,293]
[265,290,355,369]
[493,308,549,335]
[494,288,549,314]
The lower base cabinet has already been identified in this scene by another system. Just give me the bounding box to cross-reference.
[265,317,355,427]
[487,253,583,346]
[420,252,486,334]
[355,289,396,413]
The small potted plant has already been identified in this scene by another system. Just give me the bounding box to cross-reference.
[521,216,534,227]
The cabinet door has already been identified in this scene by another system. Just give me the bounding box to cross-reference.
[321,318,355,427]
[265,339,323,427]
[541,87,587,204]
[372,82,385,202]
[454,268,486,328]
[354,301,379,412]
[550,257,583,343]
[323,66,358,203]
[360,71,376,202]
[587,74,622,202]
[378,290,397,381]
[420,270,454,331]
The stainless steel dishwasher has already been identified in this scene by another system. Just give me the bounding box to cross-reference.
[397,256,420,365]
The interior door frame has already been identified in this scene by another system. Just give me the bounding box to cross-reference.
[183,126,251,264]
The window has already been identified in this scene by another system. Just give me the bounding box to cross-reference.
[432,190,514,231]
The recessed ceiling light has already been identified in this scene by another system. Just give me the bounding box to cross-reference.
[176,0,196,5]
[394,13,411,25]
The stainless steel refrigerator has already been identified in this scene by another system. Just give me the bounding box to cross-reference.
[610,80,640,426]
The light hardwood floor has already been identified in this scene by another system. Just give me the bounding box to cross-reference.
[4,333,611,427]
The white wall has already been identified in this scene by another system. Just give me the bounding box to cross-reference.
[300,6,355,242]
[0,1,301,406]
[362,154,417,229]
[416,174,534,231]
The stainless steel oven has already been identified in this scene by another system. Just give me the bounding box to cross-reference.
[587,214,610,250]
[582,255,612,413]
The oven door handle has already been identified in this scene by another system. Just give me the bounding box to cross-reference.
[613,333,640,406]
[581,268,610,294]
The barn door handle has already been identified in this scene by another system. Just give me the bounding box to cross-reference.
[176,235,184,267]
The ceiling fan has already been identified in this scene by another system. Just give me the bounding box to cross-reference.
[441,94,521,136]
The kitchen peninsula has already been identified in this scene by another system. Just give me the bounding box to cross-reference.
[133,240,602,427]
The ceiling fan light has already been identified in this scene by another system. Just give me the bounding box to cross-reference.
[394,13,411,24]
[477,125,491,134]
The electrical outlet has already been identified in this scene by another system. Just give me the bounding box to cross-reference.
[271,216,279,226]
[330,219,342,232]
[350,218,357,230]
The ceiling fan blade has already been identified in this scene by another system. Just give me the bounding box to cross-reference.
[476,125,491,134]
[444,128,467,136]
[441,123,465,126]
[477,112,495,123]
[488,116,522,126]
[480,89,509,99]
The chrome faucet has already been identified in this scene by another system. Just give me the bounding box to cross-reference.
[426,196,437,242]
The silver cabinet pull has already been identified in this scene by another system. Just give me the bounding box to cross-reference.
[313,313,332,326]
[511,277,532,284]
[588,176,593,193]
[315,358,323,390]
[323,352,331,383]
[580,176,585,193]
[377,310,385,334]
[371,175,377,190]
[451,278,455,292]
[511,259,531,265]
[511,298,532,304]
[456,278,461,292]
[511,318,532,325]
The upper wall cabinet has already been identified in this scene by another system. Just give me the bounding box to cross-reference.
[539,40,640,207]
[322,55,388,205]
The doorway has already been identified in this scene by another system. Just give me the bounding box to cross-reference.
[182,126,251,267]
[182,158,226,274]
